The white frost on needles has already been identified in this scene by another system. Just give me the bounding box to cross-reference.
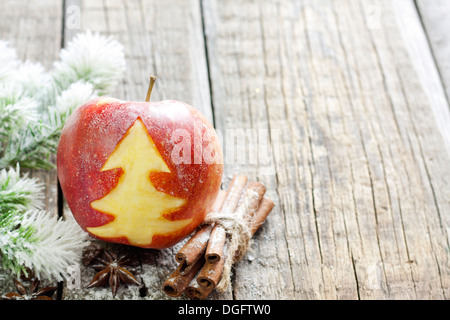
[0,165,90,281]
[20,210,90,281]
[49,81,96,128]
[52,30,126,96]
[0,30,126,281]
[0,164,43,212]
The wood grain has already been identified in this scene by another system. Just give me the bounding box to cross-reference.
[397,0,450,154]
[416,0,450,106]
[202,0,449,299]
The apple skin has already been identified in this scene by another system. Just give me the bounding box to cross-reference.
[57,97,223,249]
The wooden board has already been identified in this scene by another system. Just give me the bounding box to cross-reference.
[202,0,449,299]
[416,0,450,106]
[397,0,450,154]
[0,0,449,300]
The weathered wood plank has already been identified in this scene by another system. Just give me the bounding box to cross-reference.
[389,0,450,298]
[0,0,63,70]
[0,0,63,293]
[398,0,450,154]
[203,0,449,299]
[202,0,309,300]
[60,0,216,300]
[416,0,450,107]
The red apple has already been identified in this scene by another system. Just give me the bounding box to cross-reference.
[57,78,223,249]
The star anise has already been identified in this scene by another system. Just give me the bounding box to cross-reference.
[87,249,140,297]
[2,278,57,300]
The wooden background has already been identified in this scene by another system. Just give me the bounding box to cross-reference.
[0,0,449,300]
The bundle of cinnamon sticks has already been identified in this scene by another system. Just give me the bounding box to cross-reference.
[162,175,274,299]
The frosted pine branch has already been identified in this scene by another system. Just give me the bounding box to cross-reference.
[20,210,90,281]
[0,83,39,140]
[0,165,43,276]
[0,209,90,281]
[48,81,96,128]
[0,166,90,280]
[12,61,52,108]
[0,164,43,212]
[52,30,126,96]
[0,82,96,169]
[0,30,125,169]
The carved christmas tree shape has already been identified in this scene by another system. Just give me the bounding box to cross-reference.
[88,118,191,247]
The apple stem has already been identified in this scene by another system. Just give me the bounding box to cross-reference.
[146,76,157,102]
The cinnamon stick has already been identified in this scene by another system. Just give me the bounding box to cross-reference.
[204,224,227,262]
[186,278,208,299]
[175,190,227,275]
[176,225,212,275]
[162,176,275,300]
[186,267,217,300]
[161,257,205,297]
[250,197,275,236]
[191,196,275,298]
[228,181,266,263]
[219,175,249,215]
[197,243,228,290]
[201,189,228,225]
[236,181,266,224]
[197,183,267,294]
[204,175,248,263]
